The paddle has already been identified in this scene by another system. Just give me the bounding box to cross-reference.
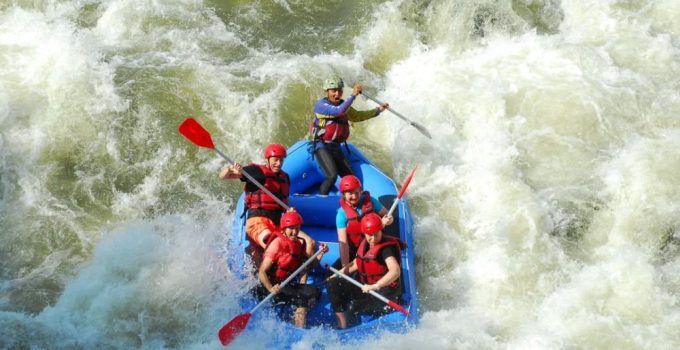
[218,249,325,346]
[361,92,432,139]
[178,117,290,210]
[386,165,417,218]
[326,265,410,316]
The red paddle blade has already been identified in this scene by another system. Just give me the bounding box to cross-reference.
[396,165,417,200]
[218,312,252,346]
[178,117,215,149]
[388,301,411,316]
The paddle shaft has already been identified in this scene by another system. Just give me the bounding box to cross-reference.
[361,92,432,139]
[361,92,408,124]
[250,249,324,314]
[214,147,290,211]
[178,117,290,210]
[327,265,407,315]
[386,165,417,217]
[180,118,304,346]
[386,199,399,218]
[386,199,400,219]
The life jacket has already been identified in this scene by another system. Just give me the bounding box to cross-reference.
[356,236,407,287]
[311,98,351,143]
[339,191,374,249]
[244,164,289,214]
[264,230,306,284]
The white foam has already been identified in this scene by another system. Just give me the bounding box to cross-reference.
[2,0,680,348]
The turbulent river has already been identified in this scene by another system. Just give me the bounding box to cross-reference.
[2,0,680,349]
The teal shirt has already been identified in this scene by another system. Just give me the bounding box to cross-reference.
[335,195,383,229]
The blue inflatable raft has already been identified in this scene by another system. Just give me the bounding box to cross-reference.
[228,140,419,345]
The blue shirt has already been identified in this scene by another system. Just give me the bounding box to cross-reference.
[312,96,379,151]
[314,95,356,116]
[336,194,384,229]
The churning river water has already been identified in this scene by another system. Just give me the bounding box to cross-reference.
[2,0,680,349]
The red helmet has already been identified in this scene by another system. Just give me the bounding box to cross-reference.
[339,175,361,192]
[280,211,303,229]
[361,213,383,235]
[264,144,287,158]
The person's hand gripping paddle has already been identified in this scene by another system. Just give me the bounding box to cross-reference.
[326,265,410,316]
[361,92,432,139]
[217,249,324,346]
[178,117,290,210]
[326,167,417,316]
[178,117,308,346]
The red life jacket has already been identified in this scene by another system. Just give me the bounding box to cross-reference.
[356,235,407,287]
[244,164,289,212]
[339,191,374,248]
[312,98,351,143]
[264,230,306,284]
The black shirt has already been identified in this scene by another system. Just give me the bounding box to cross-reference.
[240,164,265,192]
[378,244,399,264]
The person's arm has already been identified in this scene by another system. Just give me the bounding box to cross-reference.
[301,243,328,284]
[362,254,400,293]
[377,206,394,227]
[298,230,316,257]
[258,257,280,294]
[344,260,358,274]
[299,270,308,285]
[346,85,389,122]
[371,196,384,213]
[327,257,356,282]
[346,106,381,122]
[219,163,243,179]
[314,95,357,117]
[238,164,267,191]
[336,209,351,266]
[337,228,350,266]
[372,197,393,227]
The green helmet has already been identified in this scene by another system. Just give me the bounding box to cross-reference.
[323,76,344,90]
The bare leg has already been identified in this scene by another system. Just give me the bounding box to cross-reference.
[335,312,347,329]
[294,307,308,328]
[256,229,272,249]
